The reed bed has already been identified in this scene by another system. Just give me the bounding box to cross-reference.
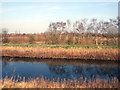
[2,76,120,88]
[2,46,118,60]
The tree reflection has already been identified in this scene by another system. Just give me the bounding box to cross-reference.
[2,61,10,68]
[48,64,66,75]
[48,63,119,80]
[48,64,71,76]
[72,65,119,79]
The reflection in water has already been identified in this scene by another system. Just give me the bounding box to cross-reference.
[2,57,120,82]
[48,64,66,75]
[2,61,10,68]
[72,65,119,79]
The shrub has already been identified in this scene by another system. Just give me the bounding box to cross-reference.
[29,35,35,44]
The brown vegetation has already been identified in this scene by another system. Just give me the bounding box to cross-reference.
[2,46,118,60]
[2,76,120,88]
[8,36,29,44]
[4,33,118,45]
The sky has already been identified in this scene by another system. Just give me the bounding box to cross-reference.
[1,2,118,33]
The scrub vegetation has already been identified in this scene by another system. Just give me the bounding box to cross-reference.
[2,46,118,60]
[2,76,119,88]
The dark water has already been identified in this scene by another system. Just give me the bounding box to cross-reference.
[2,57,120,81]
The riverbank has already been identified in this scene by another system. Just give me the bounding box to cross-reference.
[2,76,119,88]
[2,56,119,65]
[2,46,118,61]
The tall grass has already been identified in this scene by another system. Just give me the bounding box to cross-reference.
[2,46,118,60]
[2,76,120,88]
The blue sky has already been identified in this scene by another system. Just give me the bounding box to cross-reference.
[1,2,118,33]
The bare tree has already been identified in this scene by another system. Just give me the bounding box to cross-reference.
[46,21,66,44]
[65,20,73,44]
[2,28,9,43]
[45,18,118,45]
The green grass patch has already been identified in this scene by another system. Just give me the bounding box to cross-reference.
[2,43,119,49]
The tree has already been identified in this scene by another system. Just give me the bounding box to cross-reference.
[46,21,66,44]
[73,19,88,44]
[29,35,35,44]
[66,20,73,44]
[2,28,9,43]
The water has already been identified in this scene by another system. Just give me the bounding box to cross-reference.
[2,57,120,81]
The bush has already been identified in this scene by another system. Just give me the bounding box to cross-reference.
[2,37,9,43]
[2,28,9,43]
[29,35,35,44]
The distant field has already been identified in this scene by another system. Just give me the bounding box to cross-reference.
[2,44,119,49]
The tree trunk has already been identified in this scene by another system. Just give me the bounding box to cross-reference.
[95,38,98,45]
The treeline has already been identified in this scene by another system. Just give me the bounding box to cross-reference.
[45,18,118,45]
[1,18,119,45]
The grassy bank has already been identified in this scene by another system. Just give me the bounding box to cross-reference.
[2,44,119,49]
[2,76,119,88]
[2,46,118,60]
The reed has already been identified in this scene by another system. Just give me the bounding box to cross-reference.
[2,76,120,88]
[2,46,118,60]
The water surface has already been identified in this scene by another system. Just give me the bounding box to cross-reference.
[2,57,120,81]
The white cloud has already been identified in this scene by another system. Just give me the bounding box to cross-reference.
[50,6,62,10]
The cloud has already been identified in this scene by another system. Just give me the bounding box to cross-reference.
[50,6,63,10]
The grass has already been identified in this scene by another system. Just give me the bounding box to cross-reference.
[2,46,118,60]
[2,76,120,88]
[2,43,119,49]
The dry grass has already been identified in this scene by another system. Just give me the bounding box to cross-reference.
[2,76,120,88]
[2,46,118,60]
[8,36,29,44]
